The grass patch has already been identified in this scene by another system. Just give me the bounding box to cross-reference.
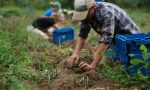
[0,8,150,89]
[0,6,37,17]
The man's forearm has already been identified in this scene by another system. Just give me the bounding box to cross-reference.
[74,36,86,55]
[91,43,108,67]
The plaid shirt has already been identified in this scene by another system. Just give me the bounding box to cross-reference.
[79,2,140,45]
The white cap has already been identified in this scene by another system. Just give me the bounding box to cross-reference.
[72,0,95,20]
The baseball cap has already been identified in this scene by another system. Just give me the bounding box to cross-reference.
[72,0,95,20]
[50,1,61,10]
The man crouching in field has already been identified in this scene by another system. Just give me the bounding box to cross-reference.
[31,12,64,39]
[67,0,140,71]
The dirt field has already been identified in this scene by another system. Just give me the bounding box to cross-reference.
[27,55,140,90]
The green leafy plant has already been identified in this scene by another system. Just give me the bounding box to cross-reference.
[129,45,150,76]
[129,44,150,89]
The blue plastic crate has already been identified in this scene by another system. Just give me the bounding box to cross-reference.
[115,32,150,76]
[115,33,150,58]
[52,27,74,45]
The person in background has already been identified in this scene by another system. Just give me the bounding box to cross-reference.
[43,1,65,34]
[29,1,63,40]
[29,15,61,40]
[44,1,61,17]
[67,0,140,71]
[32,17,59,40]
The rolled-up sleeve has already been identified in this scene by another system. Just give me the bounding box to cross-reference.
[79,20,91,39]
[99,11,115,45]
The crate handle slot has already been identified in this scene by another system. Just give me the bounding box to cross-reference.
[131,41,137,49]
[145,37,150,40]
[135,39,142,40]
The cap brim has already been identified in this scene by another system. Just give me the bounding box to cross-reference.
[49,2,54,6]
[72,10,89,21]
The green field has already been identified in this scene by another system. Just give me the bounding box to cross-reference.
[0,8,150,90]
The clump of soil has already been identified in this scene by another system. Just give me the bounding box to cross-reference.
[49,58,140,90]
[51,59,102,90]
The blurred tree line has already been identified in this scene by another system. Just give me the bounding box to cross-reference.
[0,0,74,9]
[0,0,50,9]
[0,0,149,9]
[106,0,150,8]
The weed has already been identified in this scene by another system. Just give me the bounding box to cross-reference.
[101,61,130,86]
[42,58,57,84]
[129,44,150,89]
[80,75,89,90]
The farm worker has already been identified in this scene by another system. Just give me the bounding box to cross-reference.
[44,1,61,17]
[43,1,65,34]
[32,17,59,39]
[29,2,62,40]
[67,0,140,71]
